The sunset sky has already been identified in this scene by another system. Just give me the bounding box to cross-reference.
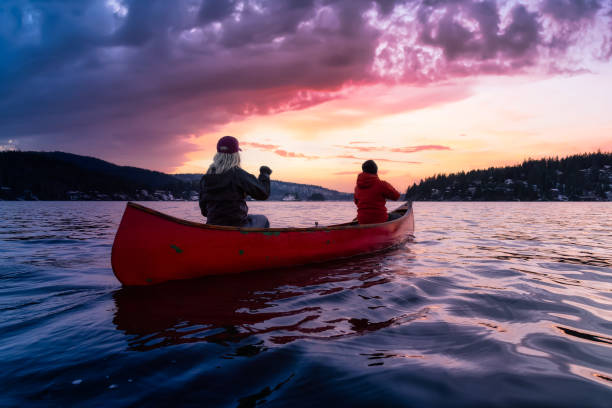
[1,0,611,191]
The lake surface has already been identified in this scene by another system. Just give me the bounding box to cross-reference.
[0,201,611,407]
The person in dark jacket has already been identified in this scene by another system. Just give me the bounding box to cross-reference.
[199,136,271,228]
[354,160,401,224]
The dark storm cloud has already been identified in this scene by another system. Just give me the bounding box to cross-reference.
[198,0,237,23]
[606,8,612,59]
[0,0,388,168]
[541,0,602,21]
[419,1,540,62]
[0,0,609,169]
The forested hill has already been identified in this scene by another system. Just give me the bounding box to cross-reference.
[0,151,185,201]
[175,174,352,201]
[0,151,351,201]
[406,152,612,201]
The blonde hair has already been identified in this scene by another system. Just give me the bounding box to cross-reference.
[207,152,241,174]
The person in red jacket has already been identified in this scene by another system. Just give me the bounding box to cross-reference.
[354,160,401,224]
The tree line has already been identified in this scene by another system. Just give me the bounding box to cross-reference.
[406,152,612,201]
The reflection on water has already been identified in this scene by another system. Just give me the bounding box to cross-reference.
[0,202,611,407]
[113,254,407,351]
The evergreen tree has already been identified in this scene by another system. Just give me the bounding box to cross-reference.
[405,152,612,201]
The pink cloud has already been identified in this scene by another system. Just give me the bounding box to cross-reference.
[335,145,380,152]
[274,149,319,159]
[241,141,319,159]
[333,154,421,164]
[241,142,280,150]
[374,158,422,164]
[333,170,389,175]
[390,145,452,153]
[337,144,452,153]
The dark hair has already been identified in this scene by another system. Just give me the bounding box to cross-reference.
[362,160,378,174]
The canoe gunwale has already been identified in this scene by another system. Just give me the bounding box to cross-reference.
[124,201,413,232]
[112,202,415,285]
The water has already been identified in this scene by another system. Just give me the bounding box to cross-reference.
[1,201,611,407]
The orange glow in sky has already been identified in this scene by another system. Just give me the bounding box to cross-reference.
[4,0,612,193]
[177,65,612,192]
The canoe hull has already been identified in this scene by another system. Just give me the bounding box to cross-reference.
[111,202,414,286]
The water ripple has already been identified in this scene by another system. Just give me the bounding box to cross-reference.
[0,201,611,407]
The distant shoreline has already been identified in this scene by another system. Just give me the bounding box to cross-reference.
[0,151,352,202]
[406,152,612,202]
[2,151,611,202]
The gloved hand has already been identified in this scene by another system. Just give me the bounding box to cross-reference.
[259,166,272,175]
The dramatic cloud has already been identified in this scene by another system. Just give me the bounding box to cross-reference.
[541,0,602,21]
[422,3,540,61]
[0,0,610,168]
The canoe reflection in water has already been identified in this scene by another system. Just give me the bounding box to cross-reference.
[112,248,419,352]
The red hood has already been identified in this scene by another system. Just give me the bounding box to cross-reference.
[357,172,379,188]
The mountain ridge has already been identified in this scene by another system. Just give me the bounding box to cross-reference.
[0,151,352,201]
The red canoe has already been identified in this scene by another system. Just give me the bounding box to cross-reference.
[111,201,415,286]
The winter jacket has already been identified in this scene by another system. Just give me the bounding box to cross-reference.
[199,167,270,226]
[354,172,401,224]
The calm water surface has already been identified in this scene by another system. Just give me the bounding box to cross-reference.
[0,202,611,407]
